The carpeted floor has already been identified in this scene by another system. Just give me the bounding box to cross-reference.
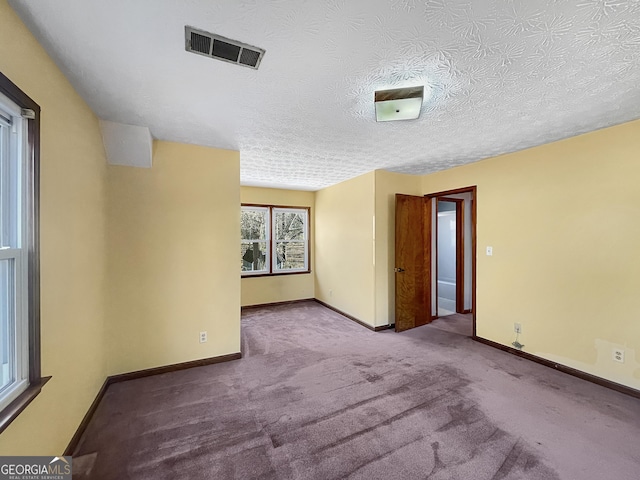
[428,313,473,337]
[74,301,640,479]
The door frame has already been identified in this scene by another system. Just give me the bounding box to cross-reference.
[425,186,477,337]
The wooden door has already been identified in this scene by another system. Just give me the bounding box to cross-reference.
[395,194,432,332]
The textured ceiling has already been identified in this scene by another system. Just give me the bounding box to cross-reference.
[9,0,640,190]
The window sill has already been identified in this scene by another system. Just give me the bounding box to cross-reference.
[242,270,312,279]
[0,376,51,435]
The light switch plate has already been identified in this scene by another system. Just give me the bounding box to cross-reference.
[486,246,493,256]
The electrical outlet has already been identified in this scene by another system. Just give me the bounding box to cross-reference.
[514,323,522,334]
[199,331,207,343]
[613,348,624,363]
[486,246,493,256]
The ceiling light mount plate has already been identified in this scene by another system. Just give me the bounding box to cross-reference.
[375,86,424,122]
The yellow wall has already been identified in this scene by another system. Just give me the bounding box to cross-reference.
[241,187,315,306]
[106,141,240,375]
[313,170,421,328]
[374,171,422,327]
[0,0,108,454]
[422,120,640,390]
[315,172,376,325]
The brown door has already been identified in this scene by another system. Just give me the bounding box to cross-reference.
[395,194,432,332]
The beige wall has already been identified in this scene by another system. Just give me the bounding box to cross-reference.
[374,171,422,327]
[313,170,422,328]
[312,169,421,328]
[241,187,315,306]
[315,172,376,325]
[106,141,240,375]
[0,0,108,454]
[422,120,640,390]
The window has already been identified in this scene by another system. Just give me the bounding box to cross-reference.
[241,206,269,274]
[0,72,42,434]
[241,205,309,276]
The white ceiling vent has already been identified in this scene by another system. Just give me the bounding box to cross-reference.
[185,26,265,70]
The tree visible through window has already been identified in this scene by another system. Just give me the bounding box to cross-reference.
[274,209,306,270]
[241,206,268,273]
[241,205,309,275]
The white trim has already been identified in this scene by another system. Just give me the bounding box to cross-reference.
[240,206,270,275]
[240,205,310,275]
[0,93,29,411]
[272,207,309,273]
[0,378,28,412]
[0,114,10,248]
[0,95,21,118]
[0,248,20,260]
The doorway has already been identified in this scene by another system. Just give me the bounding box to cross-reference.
[394,186,476,336]
[430,188,475,336]
[436,198,462,316]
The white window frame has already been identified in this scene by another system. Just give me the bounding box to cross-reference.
[241,205,310,276]
[0,71,43,436]
[240,206,270,276]
[272,207,309,274]
[0,93,29,413]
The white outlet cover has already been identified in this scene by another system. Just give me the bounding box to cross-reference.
[486,246,493,256]
[613,349,624,363]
